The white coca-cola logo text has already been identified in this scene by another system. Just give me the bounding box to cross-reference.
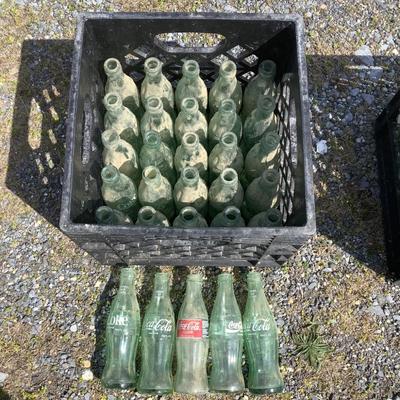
[109,315,128,326]
[145,318,172,332]
[251,319,270,332]
[179,320,201,331]
[226,320,243,333]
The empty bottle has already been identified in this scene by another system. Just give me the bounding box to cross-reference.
[102,129,141,185]
[208,98,242,149]
[173,206,208,228]
[96,206,132,225]
[138,273,175,394]
[138,166,175,221]
[101,165,139,220]
[141,57,175,118]
[140,96,175,151]
[209,60,242,115]
[173,166,208,216]
[175,59,208,114]
[242,60,277,119]
[210,206,245,227]
[243,271,284,394]
[104,57,141,117]
[139,130,176,185]
[104,93,141,150]
[209,273,245,392]
[245,131,280,182]
[174,97,208,148]
[175,274,209,394]
[243,94,278,152]
[245,169,280,217]
[248,208,282,227]
[101,267,141,389]
[136,206,170,227]
[209,132,244,182]
[174,132,208,181]
[209,168,244,219]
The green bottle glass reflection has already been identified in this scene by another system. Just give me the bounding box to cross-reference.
[140,96,175,151]
[208,99,242,150]
[174,97,208,148]
[173,206,208,228]
[139,130,176,185]
[104,58,142,118]
[101,267,141,389]
[209,60,242,116]
[96,206,132,225]
[175,60,208,114]
[210,206,245,227]
[141,57,175,119]
[248,208,283,227]
[101,165,139,220]
[104,93,141,150]
[245,131,280,182]
[209,168,244,219]
[244,272,284,394]
[242,60,277,120]
[138,166,175,221]
[136,206,170,227]
[209,132,244,182]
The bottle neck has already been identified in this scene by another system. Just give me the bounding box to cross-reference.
[181,167,199,188]
[182,133,200,154]
[219,102,235,125]
[104,93,124,115]
[260,170,279,190]
[143,131,162,150]
[102,129,120,149]
[119,268,136,292]
[102,166,122,187]
[247,275,263,302]
[150,274,170,301]
[255,96,275,120]
[142,167,162,187]
[219,169,238,189]
[145,58,163,84]
[258,60,276,81]
[220,133,237,153]
[104,58,124,82]
[146,97,164,119]
[181,98,199,122]
[260,132,279,152]
[185,278,203,301]
[182,60,200,83]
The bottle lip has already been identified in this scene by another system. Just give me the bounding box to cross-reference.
[95,206,114,224]
[144,57,162,76]
[265,208,282,224]
[144,130,161,147]
[138,206,156,222]
[142,166,161,184]
[180,206,198,224]
[101,165,119,183]
[102,129,120,148]
[145,96,163,113]
[261,168,279,185]
[258,59,276,78]
[261,131,280,149]
[219,99,236,113]
[181,166,199,186]
[104,58,122,77]
[183,59,200,77]
[220,168,238,186]
[181,97,199,115]
[182,132,199,149]
[223,206,241,222]
[220,60,237,79]
[104,93,123,112]
[221,132,237,148]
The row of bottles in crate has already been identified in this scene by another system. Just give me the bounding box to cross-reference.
[103,268,283,394]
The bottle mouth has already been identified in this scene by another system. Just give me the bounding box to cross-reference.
[259,59,276,78]
[266,208,282,224]
[95,206,113,223]
[262,132,280,149]
[182,166,199,186]
[146,96,163,113]
[144,57,162,75]
[143,166,160,182]
[101,165,118,182]
[104,93,122,111]
[183,60,200,77]
[221,132,237,148]
[139,206,156,221]
[181,206,197,222]
[182,97,198,114]
[257,95,275,113]
[220,60,237,79]
[104,58,122,76]
[102,129,119,147]
[144,130,161,147]
[224,206,240,221]
[182,132,199,149]
[221,168,238,185]
[219,99,235,113]
[262,169,279,185]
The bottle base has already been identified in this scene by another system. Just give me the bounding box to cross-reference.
[249,386,284,394]
[137,388,173,395]
[101,381,135,390]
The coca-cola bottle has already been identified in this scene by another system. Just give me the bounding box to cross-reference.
[243,271,284,394]
[175,274,209,394]
[138,273,175,394]
[209,273,245,392]
[101,267,141,389]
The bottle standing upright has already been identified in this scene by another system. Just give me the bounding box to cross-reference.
[101,267,141,389]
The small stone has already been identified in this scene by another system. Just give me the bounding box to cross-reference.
[344,112,353,123]
[70,324,78,333]
[393,315,400,322]
[350,88,360,96]
[108,396,116,400]
[81,369,93,381]
[308,282,317,290]
[354,45,374,66]
[84,394,90,400]
[368,305,385,317]
[81,360,91,368]
[276,318,285,327]
[362,93,375,105]
[0,372,8,384]
[368,67,383,80]
[316,140,328,155]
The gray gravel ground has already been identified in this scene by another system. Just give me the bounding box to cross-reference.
[0,0,400,399]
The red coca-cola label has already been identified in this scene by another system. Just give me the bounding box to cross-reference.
[177,319,208,338]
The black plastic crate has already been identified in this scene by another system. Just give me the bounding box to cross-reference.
[60,12,315,267]
[375,90,400,277]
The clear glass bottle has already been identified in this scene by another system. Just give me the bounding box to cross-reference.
[173,206,208,228]
[242,60,277,120]
[209,168,244,219]
[248,208,282,227]
[139,130,176,185]
[210,206,245,227]
[209,60,242,116]
[104,57,142,118]
[174,97,208,148]
[175,60,208,114]
[208,98,242,150]
[209,132,244,182]
[101,165,139,220]
[96,206,132,225]
[136,206,170,227]
[138,166,175,221]
[140,96,176,151]
[103,93,141,150]
[141,57,175,119]
[174,132,208,181]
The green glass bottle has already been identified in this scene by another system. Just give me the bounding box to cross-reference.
[101,267,141,389]
[96,206,132,225]
[175,60,208,114]
[209,168,244,219]
[245,131,280,182]
[103,93,141,150]
[173,166,208,217]
[138,166,175,221]
[141,57,175,119]
[243,272,284,394]
[173,206,208,228]
[245,169,280,217]
[209,60,242,116]
[243,94,278,153]
[102,128,141,186]
[139,130,176,185]
[242,60,277,120]
[209,132,244,182]
[136,206,170,227]
[210,206,245,227]
[208,99,242,150]
[174,97,208,148]
[174,132,208,181]
[104,57,141,118]
[101,165,139,220]
[248,208,282,227]
[140,96,176,151]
